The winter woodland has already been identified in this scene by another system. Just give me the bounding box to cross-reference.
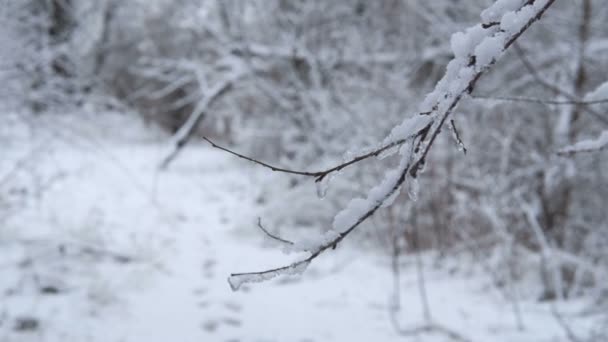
[1,0,607,341]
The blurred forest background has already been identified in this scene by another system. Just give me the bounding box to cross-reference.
[1,1,607,341]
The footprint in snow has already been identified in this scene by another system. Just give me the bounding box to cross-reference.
[202,258,216,279]
[222,317,242,327]
[193,287,208,296]
[223,301,242,313]
[202,320,218,332]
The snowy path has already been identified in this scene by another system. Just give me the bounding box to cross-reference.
[106,145,581,342]
[117,146,404,342]
[2,120,591,342]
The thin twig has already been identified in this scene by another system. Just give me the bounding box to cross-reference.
[472,94,608,106]
[449,119,467,155]
[256,218,294,245]
[513,43,608,125]
[388,230,472,342]
[203,136,407,182]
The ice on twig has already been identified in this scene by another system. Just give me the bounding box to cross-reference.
[315,173,334,199]
[407,176,419,202]
[383,116,432,146]
[377,143,401,160]
[228,261,310,291]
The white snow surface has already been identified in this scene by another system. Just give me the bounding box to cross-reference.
[0,113,597,342]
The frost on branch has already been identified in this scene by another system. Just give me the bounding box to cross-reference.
[284,147,416,255]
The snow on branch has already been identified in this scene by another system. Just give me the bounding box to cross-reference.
[159,69,245,169]
[201,126,420,183]
[228,0,558,291]
[558,130,608,155]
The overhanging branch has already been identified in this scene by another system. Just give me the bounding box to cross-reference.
[228,0,559,290]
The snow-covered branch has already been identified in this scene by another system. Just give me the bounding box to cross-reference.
[228,0,558,290]
[159,69,246,169]
[558,130,608,155]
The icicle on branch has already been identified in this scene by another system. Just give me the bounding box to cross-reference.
[449,119,467,155]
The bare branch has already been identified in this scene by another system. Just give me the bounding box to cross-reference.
[203,136,408,182]
[513,43,608,125]
[472,94,608,106]
[449,119,467,155]
[256,218,294,245]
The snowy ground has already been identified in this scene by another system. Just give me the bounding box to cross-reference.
[0,114,599,342]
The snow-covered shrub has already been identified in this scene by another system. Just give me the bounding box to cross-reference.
[0,0,112,113]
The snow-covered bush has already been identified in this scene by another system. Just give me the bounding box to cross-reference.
[0,0,120,115]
